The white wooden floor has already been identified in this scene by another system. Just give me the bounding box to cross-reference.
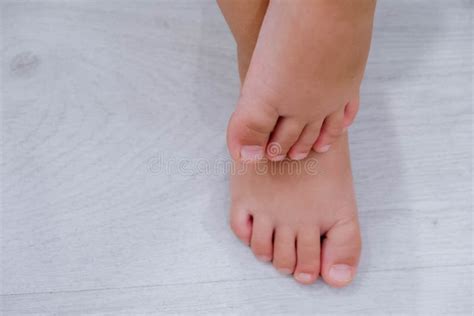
[1,1,472,315]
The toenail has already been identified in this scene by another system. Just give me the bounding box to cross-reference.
[295,273,313,283]
[317,145,331,153]
[329,264,353,283]
[241,145,264,161]
[291,152,307,160]
[271,154,286,161]
[257,255,271,262]
[278,268,293,275]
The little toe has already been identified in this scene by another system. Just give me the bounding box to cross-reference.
[313,108,345,153]
[272,227,296,275]
[321,216,361,288]
[230,208,253,245]
[343,95,360,128]
[267,117,305,161]
[294,228,320,285]
[227,97,279,162]
[288,122,322,160]
[250,216,274,262]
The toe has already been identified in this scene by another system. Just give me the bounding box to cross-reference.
[250,216,274,262]
[294,228,320,284]
[227,96,279,162]
[343,95,360,129]
[288,122,322,160]
[267,117,305,161]
[321,215,361,288]
[272,227,296,275]
[230,208,253,245]
[313,108,345,153]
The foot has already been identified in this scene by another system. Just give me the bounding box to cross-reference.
[230,134,361,287]
[227,0,375,162]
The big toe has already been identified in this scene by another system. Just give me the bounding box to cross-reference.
[321,215,361,288]
[227,96,279,162]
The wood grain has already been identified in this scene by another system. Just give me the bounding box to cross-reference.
[1,0,472,314]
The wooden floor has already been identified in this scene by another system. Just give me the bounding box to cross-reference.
[1,1,472,314]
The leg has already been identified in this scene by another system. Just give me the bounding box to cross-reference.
[217,0,269,82]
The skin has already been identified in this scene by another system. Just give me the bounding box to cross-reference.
[217,0,269,82]
[224,0,376,162]
[218,0,365,286]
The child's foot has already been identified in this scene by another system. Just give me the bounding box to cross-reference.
[230,134,361,286]
[219,0,363,286]
[226,0,375,161]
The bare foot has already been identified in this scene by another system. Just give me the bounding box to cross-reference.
[226,0,376,161]
[230,135,361,286]
[218,0,362,287]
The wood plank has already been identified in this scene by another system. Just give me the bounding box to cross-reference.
[2,266,472,315]
[1,0,472,314]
